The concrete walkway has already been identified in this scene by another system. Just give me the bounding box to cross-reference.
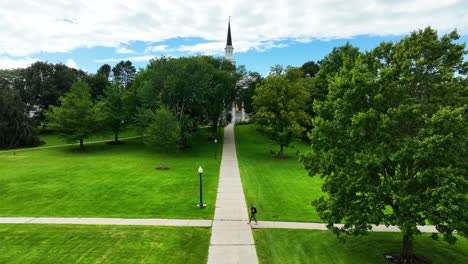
[0,217,438,233]
[207,125,258,264]
[252,221,438,233]
[0,217,211,227]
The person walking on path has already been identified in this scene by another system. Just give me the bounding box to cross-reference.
[248,204,258,224]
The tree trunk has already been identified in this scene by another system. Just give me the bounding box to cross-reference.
[402,234,414,261]
[114,131,119,143]
[278,144,284,158]
[79,138,84,150]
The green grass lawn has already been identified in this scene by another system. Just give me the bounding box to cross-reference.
[0,128,223,219]
[235,125,323,222]
[254,229,468,264]
[0,224,210,264]
[36,127,141,147]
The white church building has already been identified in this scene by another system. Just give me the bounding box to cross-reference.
[224,18,248,123]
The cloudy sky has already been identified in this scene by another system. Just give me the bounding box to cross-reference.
[0,0,467,75]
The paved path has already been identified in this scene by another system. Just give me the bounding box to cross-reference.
[0,136,142,153]
[0,217,438,233]
[207,125,258,264]
[252,221,438,233]
[0,217,211,227]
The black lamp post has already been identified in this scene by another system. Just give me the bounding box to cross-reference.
[214,139,218,160]
[197,166,205,208]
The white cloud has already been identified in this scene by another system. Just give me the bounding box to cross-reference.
[0,57,38,69]
[66,58,79,69]
[0,0,466,57]
[116,47,136,54]
[145,45,169,53]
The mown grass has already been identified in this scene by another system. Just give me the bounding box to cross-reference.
[235,125,323,222]
[254,228,468,264]
[0,224,210,264]
[0,128,223,219]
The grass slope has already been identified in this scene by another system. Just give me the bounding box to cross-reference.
[254,229,468,264]
[0,129,223,219]
[0,224,210,264]
[235,125,323,222]
[37,127,141,147]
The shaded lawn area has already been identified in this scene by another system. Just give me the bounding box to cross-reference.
[37,127,141,147]
[0,224,210,264]
[235,125,323,222]
[0,128,223,219]
[254,229,468,264]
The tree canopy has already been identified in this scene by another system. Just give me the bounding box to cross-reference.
[253,69,311,157]
[302,27,467,261]
[143,107,181,169]
[46,81,98,149]
[0,87,42,149]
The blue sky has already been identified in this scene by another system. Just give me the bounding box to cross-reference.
[1,0,467,75]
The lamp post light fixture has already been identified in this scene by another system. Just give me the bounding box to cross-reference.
[214,139,218,160]
[197,166,206,208]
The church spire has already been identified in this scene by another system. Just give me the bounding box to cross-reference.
[226,17,232,46]
[224,17,235,63]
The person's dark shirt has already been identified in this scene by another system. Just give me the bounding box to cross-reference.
[251,206,257,214]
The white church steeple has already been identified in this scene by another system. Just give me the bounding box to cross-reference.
[224,17,235,64]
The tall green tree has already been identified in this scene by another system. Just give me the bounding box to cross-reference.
[253,74,311,157]
[112,60,136,89]
[302,28,467,262]
[143,107,181,169]
[96,82,131,143]
[18,62,86,122]
[236,69,262,116]
[97,64,112,79]
[301,60,320,78]
[200,56,237,137]
[0,87,42,149]
[46,81,98,150]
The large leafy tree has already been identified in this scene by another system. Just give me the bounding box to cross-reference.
[46,81,98,150]
[24,62,86,121]
[143,107,181,169]
[0,87,42,149]
[96,82,132,143]
[253,73,311,157]
[134,56,235,146]
[200,56,237,137]
[302,28,467,262]
[301,60,320,78]
[238,70,262,116]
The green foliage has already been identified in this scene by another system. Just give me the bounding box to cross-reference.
[97,64,111,79]
[0,88,42,149]
[144,107,181,168]
[112,60,136,89]
[96,82,132,142]
[134,56,237,145]
[302,27,467,258]
[238,70,262,115]
[22,62,86,121]
[46,81,98,149]
[301,60,320,78]
[252,73,311,157]
[85,73,110,102]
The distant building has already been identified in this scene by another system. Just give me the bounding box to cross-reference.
[224,18,247,123]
